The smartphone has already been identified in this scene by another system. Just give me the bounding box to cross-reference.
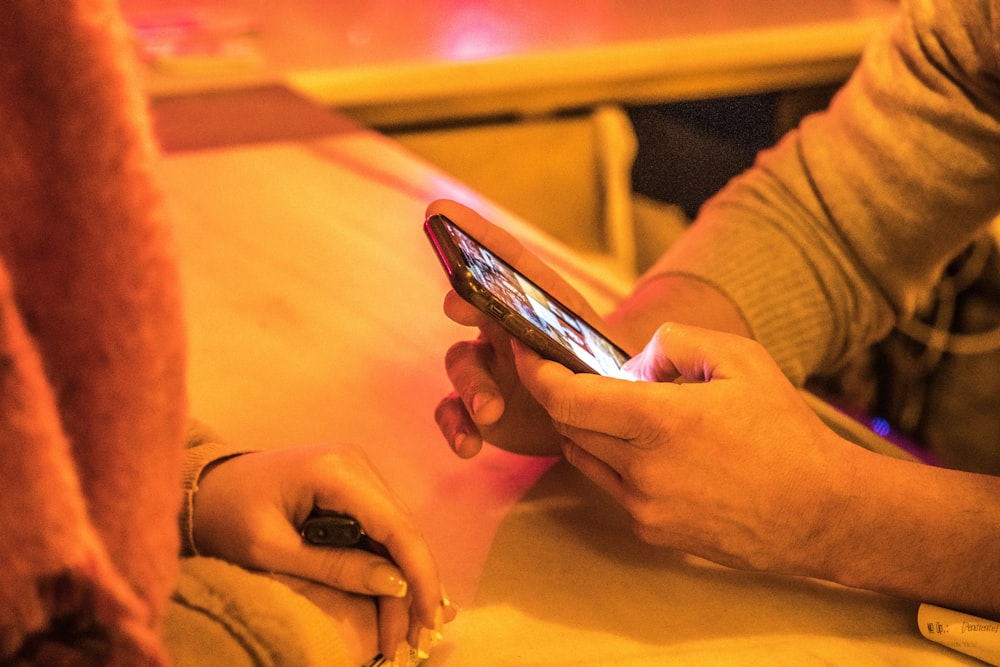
[300,508,390,558]
[424,213,631,377]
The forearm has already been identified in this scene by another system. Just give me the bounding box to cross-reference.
[809,442,1000,619]
[607,274,750,354]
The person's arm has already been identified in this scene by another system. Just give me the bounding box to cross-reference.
[435,0,1000,457]
[181,425,455,661]
[627,0,1000,384]
[821,444,1000,620]
[512,323,1000,618]
[605,274,749,352]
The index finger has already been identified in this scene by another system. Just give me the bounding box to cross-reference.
[319,484,445,632]
[511,339,670,445]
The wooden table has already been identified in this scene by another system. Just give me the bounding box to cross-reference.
[126,0,897,126]
[154,87,976,665]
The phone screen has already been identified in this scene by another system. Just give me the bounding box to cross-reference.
[425,214,631,378]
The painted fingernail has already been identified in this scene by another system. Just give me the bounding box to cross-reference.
[393,642,409,666]
[394,642,421,667]
[366,562,408,598]
[416,625,437,660]
[434,603,445,639]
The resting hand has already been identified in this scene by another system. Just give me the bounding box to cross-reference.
[513,322,851,575]
[428,198,611,458]
[191,442,455,661]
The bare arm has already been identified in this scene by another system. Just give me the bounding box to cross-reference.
[606,273,750,351]
[821,447,1000,619]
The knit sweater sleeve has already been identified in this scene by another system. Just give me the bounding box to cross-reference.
[179,421,258,556]
[642,0,1000,383]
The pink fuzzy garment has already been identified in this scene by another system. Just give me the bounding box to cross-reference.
[0,0,186,664]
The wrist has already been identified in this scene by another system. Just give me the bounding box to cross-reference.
[609,273,750,353]
[796,442,1000,616]
[181,440,258,556]
[791,433,873,582]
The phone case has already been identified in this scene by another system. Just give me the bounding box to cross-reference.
[424,214,628,375]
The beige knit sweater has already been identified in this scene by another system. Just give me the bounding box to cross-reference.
[648,0,1000,385]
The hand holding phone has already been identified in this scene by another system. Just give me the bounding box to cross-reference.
[424,213,631,378]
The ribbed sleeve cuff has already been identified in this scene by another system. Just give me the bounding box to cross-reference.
[180,423,259,556]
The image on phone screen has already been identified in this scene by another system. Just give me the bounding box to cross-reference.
[425,214,631,378]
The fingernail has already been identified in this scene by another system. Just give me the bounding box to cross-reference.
[366,562,408,598]
[441,587,460,619]
[444,597,461,618]
[414,603,446,660]
[620,356,644,381]
[393,642,409,666]
[451,430,467,452]
[470,392,492,416]
[416,626,437,660]
[394,642,421,667]
[430,603,445,643]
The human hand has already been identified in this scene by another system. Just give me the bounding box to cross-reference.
[511,322,853,576]
[428,198,613,458]
[191,442,456,662]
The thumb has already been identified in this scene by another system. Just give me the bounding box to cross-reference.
[622,322,732,383]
